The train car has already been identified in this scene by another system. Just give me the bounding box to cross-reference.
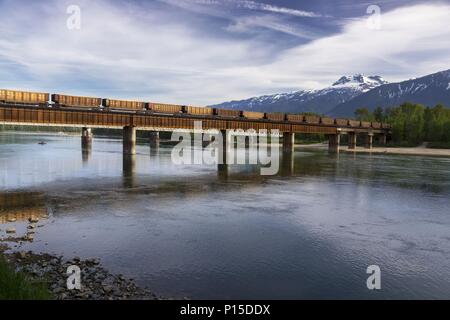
[241,111,265,120]
[213,108,241,118]
[320,117,334,125]
[360,121,371,128]
[148,103,183,114]
[304,115,320,124]
[0,89,49,105]
[286,114,304,122]
[371,122,382,129]
[335,118,349,126]
[348,120,361,127]
[102,98,145,111]
[183,105,214,116]
[265,113,285,121]
[52,94,101,108]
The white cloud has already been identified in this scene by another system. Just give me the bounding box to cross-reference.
[231,0,322,17]
[225,14,319,39]
[159,0,323,38]
[160,0,322,18]
[0,1,449,105]
[256,3,450,91]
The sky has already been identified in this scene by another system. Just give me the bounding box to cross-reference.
[0,0,449,105]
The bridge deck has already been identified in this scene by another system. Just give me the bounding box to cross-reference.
[0,104,387,134]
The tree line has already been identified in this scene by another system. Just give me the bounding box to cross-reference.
[354,103,450,147]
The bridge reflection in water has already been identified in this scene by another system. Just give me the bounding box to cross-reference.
[0,192,49,242]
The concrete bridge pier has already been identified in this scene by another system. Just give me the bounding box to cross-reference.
[348,132,357,150]
[364,133,374,149]
[81,127,92,148]
[149,131,159,156]
[123,126,136,155]
[283,132,295,153]
[149,131,159,147]
[328,133,341,153]
[81,127,93,163]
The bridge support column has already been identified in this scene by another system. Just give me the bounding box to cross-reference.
[123,126,136,155]
[149,131,159,151]
[348,132,357,150]
[283,132,294,153]
[81,127,92,148]
[364,133,373,149]
[328,133,340,153]
[149,131,159,144]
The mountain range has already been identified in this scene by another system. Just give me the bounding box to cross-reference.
[211,69,450,117]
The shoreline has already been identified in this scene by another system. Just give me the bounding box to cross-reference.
[0,243,162,300]
[294,142,450,157]
[339,146,450,157]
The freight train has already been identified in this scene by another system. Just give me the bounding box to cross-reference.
[0,89,390,129]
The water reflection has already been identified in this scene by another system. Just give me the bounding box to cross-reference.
[0,192,48,242]
[150,139,159,157]
[122,154,136,188]
[280,151,294,176]
[81,145,91,163]
[1,132,450,299]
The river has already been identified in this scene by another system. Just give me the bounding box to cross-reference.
[0,131,449,299]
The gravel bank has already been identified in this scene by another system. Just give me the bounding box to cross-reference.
[0,244,162,300]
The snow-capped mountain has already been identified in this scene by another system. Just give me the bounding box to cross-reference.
[331,74,388,91]
[210,74,388,115]
[329,69,450,117]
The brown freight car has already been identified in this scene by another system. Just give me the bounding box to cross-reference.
[241,111,265,120]
[371,122,382,129]
[148,103,183,114]
[304,115,320,124]
[52,94,101,108]
[0,89,49,105]
[265,113,285,121]
[213,108,241,118]
[102,98,145,111]
[335,118,349,126]
[348,120,361,127]
[286,114,304,122]
[360,121,371,128]
[320,117,334,125]
[183,105,213,116]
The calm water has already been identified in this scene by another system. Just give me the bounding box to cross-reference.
[1,131,450,299]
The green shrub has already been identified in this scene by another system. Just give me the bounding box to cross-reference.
[0,256,52,300]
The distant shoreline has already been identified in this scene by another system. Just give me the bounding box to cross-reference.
[2,131,450,157]
[340,146,450,157]
[293,142,450,157]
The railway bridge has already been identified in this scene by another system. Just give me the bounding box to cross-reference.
[0,103,389,157]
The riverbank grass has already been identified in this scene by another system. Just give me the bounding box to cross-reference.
[0,255,52,300]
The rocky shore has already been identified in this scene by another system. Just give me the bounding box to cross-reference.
[0,244,162,300]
